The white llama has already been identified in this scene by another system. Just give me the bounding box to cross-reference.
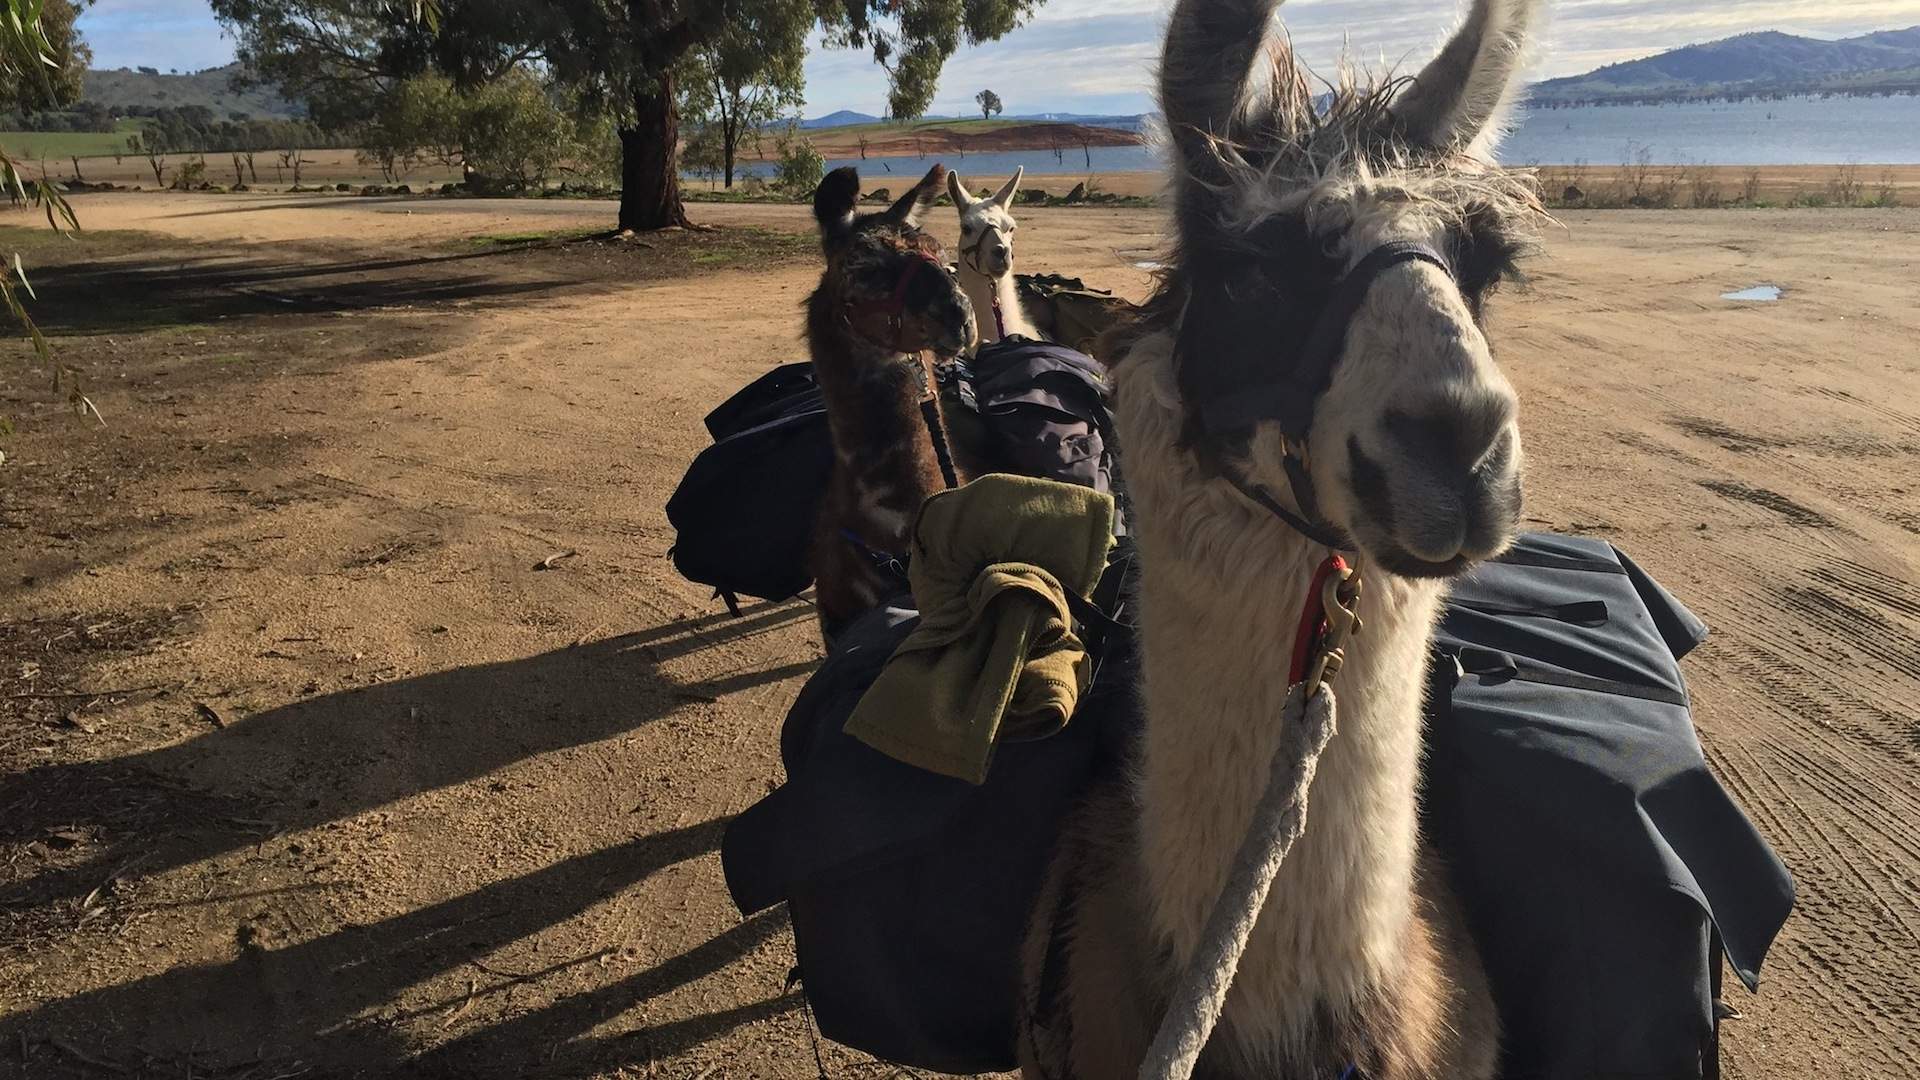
[948,167,1043,348]
[1017,0,1551,1077]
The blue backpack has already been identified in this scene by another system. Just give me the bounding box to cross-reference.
[721,534,1793,1077]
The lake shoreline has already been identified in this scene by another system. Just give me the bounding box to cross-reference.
[696,164,1920,207]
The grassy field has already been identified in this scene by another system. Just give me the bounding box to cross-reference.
[0,118,142,161]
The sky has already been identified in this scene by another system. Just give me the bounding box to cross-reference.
[76,0,1920,117]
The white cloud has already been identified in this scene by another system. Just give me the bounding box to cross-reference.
[66,0,1920,119]
[78,0,237,72]
[805,0,1920,115]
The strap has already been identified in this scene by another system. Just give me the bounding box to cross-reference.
[1225,470,1349,552]
[1453,599,1610,627]
[1453,646,1690,707]
[920,394,961,489]
[1190,240,1453,443]
[1288,554,1352,686]
[1492,548,1628,574]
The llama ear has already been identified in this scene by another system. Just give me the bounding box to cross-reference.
[990,166,1022,207]
[886,163,946,228]
[1391,0,1541,155]
[947,168,976,209]
[1158,0,1289,181]
[813,166,862,244]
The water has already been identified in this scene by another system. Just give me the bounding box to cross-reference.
[727,142,1162,182]
[1722,285,1784,302]
[1503,95,1920,166]
[715,94,1920,182]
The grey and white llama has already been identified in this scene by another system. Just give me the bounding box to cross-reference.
[1018,0,1552,1077]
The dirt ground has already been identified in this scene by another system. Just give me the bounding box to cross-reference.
[1,190,1917,1080]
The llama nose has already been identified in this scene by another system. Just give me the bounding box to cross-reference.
[992,244,1008,261]
[1385,385,1517,484]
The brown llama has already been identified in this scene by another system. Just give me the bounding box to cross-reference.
[1018,0,1551,1076]
[805,164,976,638]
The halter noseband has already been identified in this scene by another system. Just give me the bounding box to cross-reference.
[843,250,947,355]
[1177,239,1456,548]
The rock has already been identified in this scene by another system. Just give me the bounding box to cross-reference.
[867,187,891,202]
[1065,181,1088,204]
[394,183,412,194]
[1562,184,1585,203]
[335,182,352,192]
[1017,189,1047,205]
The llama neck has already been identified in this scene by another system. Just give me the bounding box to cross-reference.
[809,323,950,550]
[957,263,1033,345]
[1114,344,1444,1038]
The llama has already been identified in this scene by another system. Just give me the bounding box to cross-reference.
[1017,0,1549,1076]
[805,164,976,637]
[947,167,1044,348]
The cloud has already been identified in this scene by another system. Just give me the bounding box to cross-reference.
[77,0,237,72]
[805,0,1920,115]
[66,0,1920,118]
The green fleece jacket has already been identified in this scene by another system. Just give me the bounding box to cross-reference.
[843,473,1115,784]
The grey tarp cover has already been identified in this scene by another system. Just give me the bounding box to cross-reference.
[722,534,1793,1076]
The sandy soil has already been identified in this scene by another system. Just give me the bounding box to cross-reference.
[1,190,1917,1080]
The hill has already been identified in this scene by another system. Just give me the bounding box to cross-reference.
[81,63,301,120]
[799,110,1147,132]
[800,109,880,129]
[1532,26,1920,104]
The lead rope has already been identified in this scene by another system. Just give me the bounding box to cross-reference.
[960,231,1011,340]
[1139,559,1363,1080]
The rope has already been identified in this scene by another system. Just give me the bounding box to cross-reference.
[1138,682,1341,1080]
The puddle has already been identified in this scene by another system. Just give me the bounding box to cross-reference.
[1722,284,1783,302]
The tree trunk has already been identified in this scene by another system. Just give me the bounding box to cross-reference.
[619,74,690,231]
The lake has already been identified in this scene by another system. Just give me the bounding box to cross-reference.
[722,94,1920,181]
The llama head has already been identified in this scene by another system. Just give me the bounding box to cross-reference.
[948,167,1023,278]
[813,163,976,357]
[1153,0,1548,578]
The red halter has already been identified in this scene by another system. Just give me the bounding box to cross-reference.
[843,251,946,354]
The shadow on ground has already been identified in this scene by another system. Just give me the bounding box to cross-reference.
[0,599,815,1076]
[1,816,796,1077]
[20,245,590,335]
[0,599,814,910]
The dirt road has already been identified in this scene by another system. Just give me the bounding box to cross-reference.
[2,192,1916,1079]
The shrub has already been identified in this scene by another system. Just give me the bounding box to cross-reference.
[169,159,207,190]
[1687,167,1722,209]
[773,132,825,197]
[1871,170,1900,208]
[1826,162,1864,207]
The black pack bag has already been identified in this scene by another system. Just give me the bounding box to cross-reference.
[664,364,832,611]
[945,338,1119,508]
[1426,534,1795,1079]
[722,548,1140,1074]
[666,345,1122,610]
[720,534,1792,1077]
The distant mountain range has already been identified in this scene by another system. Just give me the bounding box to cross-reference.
[83,63,301,119]
[1531,26,1920,105]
